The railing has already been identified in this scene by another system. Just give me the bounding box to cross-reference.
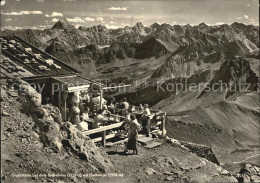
[82,122,124,147]
[82,111,166,147]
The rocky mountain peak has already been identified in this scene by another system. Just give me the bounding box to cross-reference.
[151,22,161,29]
[135,22,145,29]
[132,22,147,35]
[79,24,108,33]
[198,22,208,28]
[230,22,248,30]
[52,17,75,31]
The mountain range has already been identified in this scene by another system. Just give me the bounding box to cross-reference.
[1,18,259,81]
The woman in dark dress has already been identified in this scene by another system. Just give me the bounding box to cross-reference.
[125,114,141,155]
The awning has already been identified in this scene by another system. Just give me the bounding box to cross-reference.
[53,75,101,93]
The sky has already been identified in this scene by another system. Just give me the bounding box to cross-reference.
[1,0,259,30]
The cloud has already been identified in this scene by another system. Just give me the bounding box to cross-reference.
[51,18,59,22]
[1,0,6,6]
[85,17,95,22]
[172,21,177,25]
[96,17,104,22]
[67,17,84,23]
[105,24,119,29]
[2,11,43,15]
[244,15,250,19]
[5,18,12,21]
[2,24,52,30]
[110,21,117,24]
[237,15,255,22]
[36,0,45,2]
[74,24,82,29]
[66,17,95,23]
[45,12,63,17]
[106,7,128,11]
[121,23,131,27]
[2,26,21,30]
[248,21,259,25]
[38,24,52,29]
[32,11,43,14]
[246,4,251,7]
[215,22,225,25]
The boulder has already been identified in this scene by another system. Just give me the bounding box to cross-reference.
[164,171,173,175]
[156,157,175,167]
[1,111,10,117]
[44,123,63,152]
[20,84,42,107]
[168,138,182,147]
[254,166,260,174]
[165,176,173,181]
[241,174,251,183]
[241,164,258,175]
[251,175,260,182]
[61,123,112,171]
[144,167,156,175]
[220,169,231,176]
[33,107,47,119]
[171,169,182,176]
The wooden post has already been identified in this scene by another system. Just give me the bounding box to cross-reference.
[58,83,61,109]
[102,130,106,147]
[62,90,67,121]
[161,112,166,135]
[51,82,54,104]
[100,80,103,110]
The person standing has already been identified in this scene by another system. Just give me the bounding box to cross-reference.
[81,91,90,111]
[122,97,130,110]
[90,93,100,112]
[141,104,152,137]
[121,107,135,130]
[125,114,141,155]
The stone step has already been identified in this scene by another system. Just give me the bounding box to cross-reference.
[145,142,162,149]
[137,137,154,145]
[106,138,128,147]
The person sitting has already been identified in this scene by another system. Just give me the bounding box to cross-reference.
[124,114,141,155]
[81,91,90,110]
[97,95,107,110]
[76,107,90,132]
[69,102,81,125]
[120,97,129,116]
[139,104,144,112]
[89,109,107,138]
[92,109,106,129]
[102,105,111,117]
[107,97,116,114]
[141,104,152,137]
[80,107,90,122]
